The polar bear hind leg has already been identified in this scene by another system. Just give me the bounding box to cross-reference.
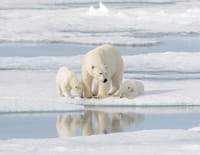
[82,70,93,98]
[56,83,64,97]
[61,85,73,98]
[96,82,110,98]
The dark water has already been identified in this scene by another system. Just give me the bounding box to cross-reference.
[0,107,200,140]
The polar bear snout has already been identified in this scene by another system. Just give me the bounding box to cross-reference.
[75,86,83,98]
[103,78,108,83]
[129,88,134,93]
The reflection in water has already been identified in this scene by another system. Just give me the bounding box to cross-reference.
[56,111,144,137]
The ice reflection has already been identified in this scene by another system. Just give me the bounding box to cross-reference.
[56,111,144,137]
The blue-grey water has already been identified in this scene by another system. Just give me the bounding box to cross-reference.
[1,35,200,57]
[0,109,200,140]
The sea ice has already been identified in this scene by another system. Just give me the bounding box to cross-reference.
[0,127,199,154]
[0,1,200,46]
[1,52,200,112]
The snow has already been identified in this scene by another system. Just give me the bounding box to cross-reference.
[0,127,200,155]
[0,70,84,113]
[85,106,200,114]
[0,0,189,9]
[1,52,200,73]
[1,52,200,112]
[83,80,200,106]
[0,1,200,46]
[189,126,200,132]
[0,0,187,5]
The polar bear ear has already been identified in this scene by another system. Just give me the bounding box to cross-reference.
[91,65,95,70]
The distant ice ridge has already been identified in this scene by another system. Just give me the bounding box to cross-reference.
[88,2,110,16]
[0,0,191,7]
[0,1,200,46]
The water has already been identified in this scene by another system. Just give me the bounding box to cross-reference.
[0,108,200,140]
[1,35,200,57]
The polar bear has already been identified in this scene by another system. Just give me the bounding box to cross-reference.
[56,66,83,98]
[119,80,144,99]
[81,44,124,98]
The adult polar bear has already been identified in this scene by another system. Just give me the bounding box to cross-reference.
[82,44,124,98]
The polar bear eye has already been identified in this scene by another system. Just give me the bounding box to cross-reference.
[128,87,130,89]
[99,73,103,75]
[75,86,78,89]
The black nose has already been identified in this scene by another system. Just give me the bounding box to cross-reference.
[103,79,108,83]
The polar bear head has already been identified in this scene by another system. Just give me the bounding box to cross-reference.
[120,80,135,98]
[73,82,83,98]
[91,65,109,83]
[120,80,144,99]
[71,79,83,98]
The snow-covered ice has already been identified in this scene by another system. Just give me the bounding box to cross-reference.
[0,127,200,155]
[1,52,200,74]
[0,70,84,113]
[1,52,200,112]
[0,1,200,46]
[83,80,200,106]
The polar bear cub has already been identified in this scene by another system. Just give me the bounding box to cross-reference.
[120,80,144,99]
[56,66,83,98]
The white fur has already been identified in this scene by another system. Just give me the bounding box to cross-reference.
[81,44,124,98]
[56,66,83,98]
[120,80,144,99]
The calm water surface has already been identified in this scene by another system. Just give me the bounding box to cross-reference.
[0,107,200,140]
[0,36,200,57]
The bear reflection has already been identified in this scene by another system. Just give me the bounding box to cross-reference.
[56,111,144,137]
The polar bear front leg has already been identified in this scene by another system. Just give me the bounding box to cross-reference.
[96,82,110,98]
[62,86,73,98]
[93,80,99,96]
[82,72,93,98]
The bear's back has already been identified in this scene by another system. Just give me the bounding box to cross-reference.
[87,44,121,57]
[84,44,123,67]
[56,66,74,84]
